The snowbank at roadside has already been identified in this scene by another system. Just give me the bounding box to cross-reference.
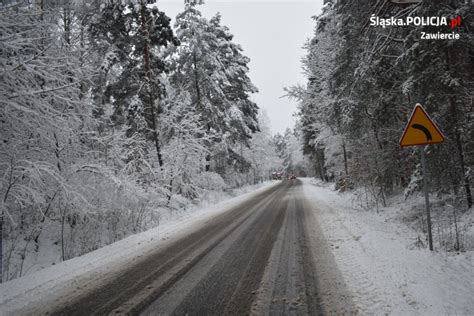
[301,178,474,315]
[0,180,280,315]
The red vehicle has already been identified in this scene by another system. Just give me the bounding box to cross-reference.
[272,171,284,180]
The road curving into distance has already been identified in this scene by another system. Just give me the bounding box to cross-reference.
[51,180,354,316]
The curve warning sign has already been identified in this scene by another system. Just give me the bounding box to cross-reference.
[400,104,445,147]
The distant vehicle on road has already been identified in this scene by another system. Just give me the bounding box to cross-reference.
[291,174,296,180]
[272,171,284,180]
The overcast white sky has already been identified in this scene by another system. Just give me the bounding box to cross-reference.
[158,0,324,135]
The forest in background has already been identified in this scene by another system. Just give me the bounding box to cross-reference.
[289,0,473,251]
[0,0,311,282]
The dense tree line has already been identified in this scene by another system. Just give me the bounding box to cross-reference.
[290,0,472,244]
[0,0,281,281]
[272,128,313,177]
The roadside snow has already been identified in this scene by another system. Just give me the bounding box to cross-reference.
[301,178,474,315]
[0,181,279,315]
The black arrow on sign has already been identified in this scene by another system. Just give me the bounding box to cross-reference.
[411,124,432,141]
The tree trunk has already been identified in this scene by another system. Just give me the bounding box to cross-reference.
[61,209,66,261]
[446,48,472,209]
[193,50,202,110]
[1,156,16,284]
[455,127,472,208]
[141,1,164,168]
[79,14,86,100]
[342,139,348,176]
[62,4,71,46]
[317,148,327,182]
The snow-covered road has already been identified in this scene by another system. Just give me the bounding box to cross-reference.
[1,178,472,315]
[1,182,283,315]
[46,180,351,315]
[1,180,352,315]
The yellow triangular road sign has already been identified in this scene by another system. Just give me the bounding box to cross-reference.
[400,104,445,147]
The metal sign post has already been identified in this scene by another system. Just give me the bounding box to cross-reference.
[400,104,445,251]
[419,146,433,251]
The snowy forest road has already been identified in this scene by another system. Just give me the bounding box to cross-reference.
[50,180,352,316]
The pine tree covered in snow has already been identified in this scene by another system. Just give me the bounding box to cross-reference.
[168,6,260,183]
[90,0,178,167]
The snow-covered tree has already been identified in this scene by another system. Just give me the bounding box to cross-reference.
[168,7,259,181]
[241,111,282,185]
[90,0,178,167]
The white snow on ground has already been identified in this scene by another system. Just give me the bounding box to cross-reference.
[0,180,279,315]
[301,178,474,315]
